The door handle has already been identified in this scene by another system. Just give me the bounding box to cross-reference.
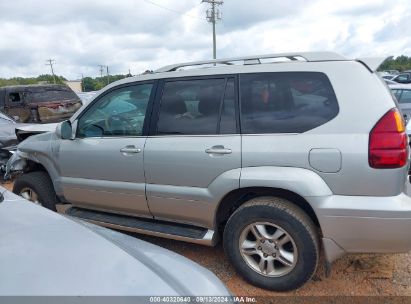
[120,146,142,154]
[205,145,232,155]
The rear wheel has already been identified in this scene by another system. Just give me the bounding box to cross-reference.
[223,197,320,291]
[13,171,57,211]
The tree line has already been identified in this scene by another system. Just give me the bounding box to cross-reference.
[379,55,411,72]
[0,74,132,91]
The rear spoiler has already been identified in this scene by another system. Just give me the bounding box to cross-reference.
[356,56,391,72]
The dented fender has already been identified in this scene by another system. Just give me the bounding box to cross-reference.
[3,151,27,179]
[2,132,62,194]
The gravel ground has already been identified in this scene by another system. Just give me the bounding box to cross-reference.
[133,234,411,297]
[4,181,411,296]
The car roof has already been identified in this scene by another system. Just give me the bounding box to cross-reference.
[0,84,70,92]
[388,84,411,89]
[99,52,385,92]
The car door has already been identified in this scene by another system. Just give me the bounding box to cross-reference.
[144,76,241,228]
[57,82,155,217]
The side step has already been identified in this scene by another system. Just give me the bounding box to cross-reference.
[66,207,217,246]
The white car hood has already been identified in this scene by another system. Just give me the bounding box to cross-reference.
[15,123,59,133]
[0,188,229,296]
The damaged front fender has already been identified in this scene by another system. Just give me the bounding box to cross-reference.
[3,151,28,180]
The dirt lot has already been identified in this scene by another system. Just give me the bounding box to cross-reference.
[134,235,411,297]
[4,181,411,297]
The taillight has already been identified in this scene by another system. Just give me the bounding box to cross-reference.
[369,108,408,168]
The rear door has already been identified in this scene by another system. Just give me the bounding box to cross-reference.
[144,76,241,228]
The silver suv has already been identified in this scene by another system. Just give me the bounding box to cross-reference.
[7,52,411,291]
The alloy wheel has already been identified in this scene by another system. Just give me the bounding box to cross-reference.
[239,221,297,277]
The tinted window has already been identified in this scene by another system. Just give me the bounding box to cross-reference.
[396,74,410,82]
[240,72,339,134]
[77,84,153,138]
[156,78,226,135]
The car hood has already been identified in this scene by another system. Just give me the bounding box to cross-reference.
[0,123,26,148]
[0,188,229,296]
[15,122,58,134]
[15,123,59,142]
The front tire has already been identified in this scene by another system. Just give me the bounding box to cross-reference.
[223,197,320,291]
[13,171,57,211]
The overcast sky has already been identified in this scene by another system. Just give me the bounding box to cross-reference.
[0,0,409,79]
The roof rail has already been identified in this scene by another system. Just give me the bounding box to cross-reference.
[155,52,347,73]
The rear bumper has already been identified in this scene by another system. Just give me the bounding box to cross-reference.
[309,192,411,262]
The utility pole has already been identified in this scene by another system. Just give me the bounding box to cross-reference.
[45,59,56,84]
[202,0,223,60]
[98,65,105,79]
[106,66,109,85]
[81,74,85,92]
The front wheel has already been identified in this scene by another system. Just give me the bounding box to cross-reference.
[13,171,57,211]
[223,197,320,291]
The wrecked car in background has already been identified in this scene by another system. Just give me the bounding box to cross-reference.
[0,112,58,167]
[0,84,82,123]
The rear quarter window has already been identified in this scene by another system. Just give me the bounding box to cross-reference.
[240,72,339,134]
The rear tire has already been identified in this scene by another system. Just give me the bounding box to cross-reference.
[13,171,57,211]
[223,196,320,291]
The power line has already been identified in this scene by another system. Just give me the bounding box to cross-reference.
[142,0,202,20]
[202,0,223,60]
[45,59,56,84]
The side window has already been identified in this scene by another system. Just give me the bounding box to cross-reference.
[392,89,402,101]
[77,84,153,138]
[398,90,411,103]
[156,78,227,135]
[8,92,22,103]
[240,72,339,134]
[396,74,410,82]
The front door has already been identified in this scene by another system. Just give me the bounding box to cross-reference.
[144,77,241,228]
[58,82,155,217]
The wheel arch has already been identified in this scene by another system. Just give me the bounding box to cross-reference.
[215,187,320,235]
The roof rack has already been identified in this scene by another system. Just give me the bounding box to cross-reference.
[155,52,347,73]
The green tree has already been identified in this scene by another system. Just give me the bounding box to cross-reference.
[379,56,411,72]
[0,73,132,91]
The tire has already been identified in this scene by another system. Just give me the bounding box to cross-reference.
[13,171,57,211]
[223,196,320,291]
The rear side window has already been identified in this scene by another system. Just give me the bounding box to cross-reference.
[240,72,339,134]
[394,89,411,104]
[156,78,236,135]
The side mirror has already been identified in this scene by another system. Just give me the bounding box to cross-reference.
[56,120,73,140]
